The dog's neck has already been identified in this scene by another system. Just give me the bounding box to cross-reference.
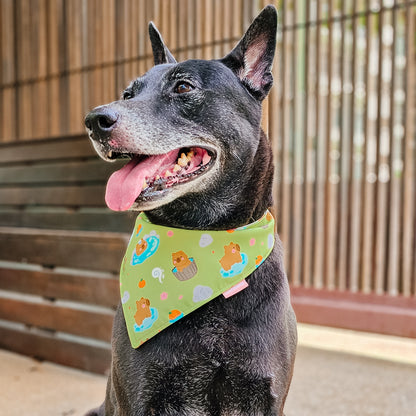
[146,130,274,230]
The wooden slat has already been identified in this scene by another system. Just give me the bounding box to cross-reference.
[67,0,84,137]
[0,325,111,374]
[291,286,416,338]
[361,7,377,294]
[0,185,105,207]
[0,136,95,164]
[0,297,114,341]
[312,0,326,289]
[348,0,362,293]
[0,159,123,185]
[0,267,119,307]
[301,0,314,289]
[280,1,294,283]
[0,209,135,232]
[290,0,304,287]
[0,227,128,272]
[402,4,416,296]
[0,0,17,142]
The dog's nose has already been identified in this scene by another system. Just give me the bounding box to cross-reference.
[84,107,119,137]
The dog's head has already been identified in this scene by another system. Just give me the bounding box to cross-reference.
[85,6,277,220]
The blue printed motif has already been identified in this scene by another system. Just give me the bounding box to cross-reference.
[131,234,160,265]
[220,253,248,278]
[134,307,159,332]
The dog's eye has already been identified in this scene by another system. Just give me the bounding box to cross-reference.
[123,91,133,100]
[174,82,194,94]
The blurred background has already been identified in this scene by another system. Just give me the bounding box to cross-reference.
[0,0,415,382]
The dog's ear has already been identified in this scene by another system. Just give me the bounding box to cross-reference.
[220,5,277,100]
[148,22,177,65]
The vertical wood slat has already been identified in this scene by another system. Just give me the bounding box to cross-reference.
[269,0,281,224]
[203,0,213,59]
[387,4,400,296]
[336,0,350,292]
[361,4,377,294]
[402,4,416,296]
[374,4,390,295]
[301,0,315,288]
[348,0,361,293]
[32,0,48,139]
[67,0,83,135]
[324,0,337,291]
[280,0,294,283]
[313,0,326,289]
[47,0,61,137]
[0,0,16,142]
[17,0,32,140]
[290,0,303,287]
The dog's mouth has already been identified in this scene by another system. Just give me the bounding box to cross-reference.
[105,147,215,211]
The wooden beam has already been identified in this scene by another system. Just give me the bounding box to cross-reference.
[291,287,416,338]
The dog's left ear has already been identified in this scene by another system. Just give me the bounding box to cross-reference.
[220,5,277,101]
[148,22,177,65]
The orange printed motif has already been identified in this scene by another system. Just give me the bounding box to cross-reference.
[134,297,151,326]
[135,239,148,256]
[219,242,242,271]
[172,251,192,272]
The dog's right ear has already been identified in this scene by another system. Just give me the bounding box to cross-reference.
[148,22,177,65]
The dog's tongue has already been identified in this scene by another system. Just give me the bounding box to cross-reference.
[105,150,178,211]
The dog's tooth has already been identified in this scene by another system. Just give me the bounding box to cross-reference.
[164,170,173,177]
[107,150,113,159]
[178,153,188,167]
[143,179,148,189]
[173,164,182,172]
[155,175,160,180]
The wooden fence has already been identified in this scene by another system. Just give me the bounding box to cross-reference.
[0,0,415,345]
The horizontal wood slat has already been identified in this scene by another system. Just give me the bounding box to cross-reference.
[0,209,135,232]
[0,325,111,374]
[0,136,95,164]
[0,227,128,272]
[0,267,119,307]
[0,298,114,341]
[0,159,123,184]
[291,287,416,338]
[0,185,106,207]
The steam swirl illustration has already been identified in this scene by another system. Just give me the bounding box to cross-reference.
[152,267,165,284]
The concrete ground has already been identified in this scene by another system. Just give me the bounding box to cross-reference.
[1,324,416,416]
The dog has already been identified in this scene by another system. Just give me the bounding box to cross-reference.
[84,5,297,415]
[220,242,242,271]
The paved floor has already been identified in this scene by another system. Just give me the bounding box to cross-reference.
[1,324,416,416]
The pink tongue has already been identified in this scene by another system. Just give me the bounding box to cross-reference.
[105,150,178,211]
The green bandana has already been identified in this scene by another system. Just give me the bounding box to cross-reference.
[120,210,275,348]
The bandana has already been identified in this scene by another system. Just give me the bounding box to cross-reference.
[120,210,275,348]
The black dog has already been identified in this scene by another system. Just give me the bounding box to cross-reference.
[85,5,296,415]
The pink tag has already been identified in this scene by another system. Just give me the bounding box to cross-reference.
[222,279,249,298]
